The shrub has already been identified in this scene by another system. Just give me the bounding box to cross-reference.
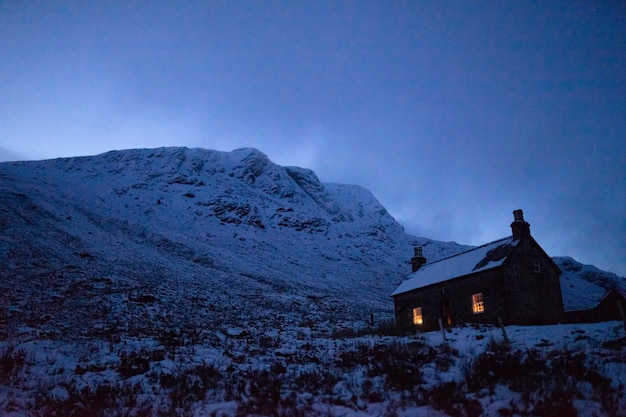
[237,368,283,416]
[166,363,222,408]
[292,367,339,394]
[0,345,26,383]
[365,340,433,392]
[118,352,150,378]
[429,381,465,416]
[32,382,148,417]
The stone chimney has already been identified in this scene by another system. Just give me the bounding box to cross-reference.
[411,247,427,272]
[510,209,531,239]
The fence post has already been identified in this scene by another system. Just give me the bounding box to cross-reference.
[498,316,510,344]
[438,318,447,342]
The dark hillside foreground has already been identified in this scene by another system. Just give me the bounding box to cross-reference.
[0,321,625,416]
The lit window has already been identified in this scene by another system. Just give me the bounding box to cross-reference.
[472,293,484,314]
[532,258,541,273]
[413,307,423,325]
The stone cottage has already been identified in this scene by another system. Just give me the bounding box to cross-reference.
[391,210,564,331]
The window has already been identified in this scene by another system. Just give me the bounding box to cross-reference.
[531,258,541,273]
[412,307,423,325]
[472,293,484,314]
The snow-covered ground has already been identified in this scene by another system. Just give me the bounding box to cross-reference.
[1,321,624,416]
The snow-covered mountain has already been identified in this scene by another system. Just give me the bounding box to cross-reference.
[0,147,469,339]
[1,147,624,338]
[1,147,625,416]
[2,147,625,335]
[555,256,626,311]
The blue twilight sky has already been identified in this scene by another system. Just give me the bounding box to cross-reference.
[1,1,625,276]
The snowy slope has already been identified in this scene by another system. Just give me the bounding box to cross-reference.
[1,147,625,416]
[0,147,469,340]
[555,256,626,311]
[1,147,624,338]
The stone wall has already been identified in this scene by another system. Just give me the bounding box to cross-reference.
[393,268,508,332]
[502,238,564,325]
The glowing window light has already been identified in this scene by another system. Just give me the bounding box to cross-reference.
[472,293,485,314]
[413,307,423,325]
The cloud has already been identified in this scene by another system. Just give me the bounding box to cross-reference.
[0,146,27,162]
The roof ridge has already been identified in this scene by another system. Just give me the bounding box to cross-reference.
[423,235,515,267]
[391,235,521,296]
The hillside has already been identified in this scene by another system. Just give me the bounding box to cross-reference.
[0,147,468,340]
[1,147,625,416]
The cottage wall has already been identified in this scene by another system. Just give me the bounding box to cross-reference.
[501,239,564,325]
[393,268,508,332]
[448,268,508,326]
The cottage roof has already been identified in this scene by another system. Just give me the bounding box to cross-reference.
[391,236,520,296]
[563,286,626,312]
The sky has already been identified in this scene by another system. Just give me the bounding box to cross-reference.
[1,1,625,276]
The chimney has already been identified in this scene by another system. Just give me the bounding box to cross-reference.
[411,246,427,272]
[510,209,531,239]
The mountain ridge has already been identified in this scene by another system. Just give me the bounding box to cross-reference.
[1,146,623,341]
[0,147,463,339]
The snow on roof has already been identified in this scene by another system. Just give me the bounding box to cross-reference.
[391,236,519,296]
[560,272,613,312]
